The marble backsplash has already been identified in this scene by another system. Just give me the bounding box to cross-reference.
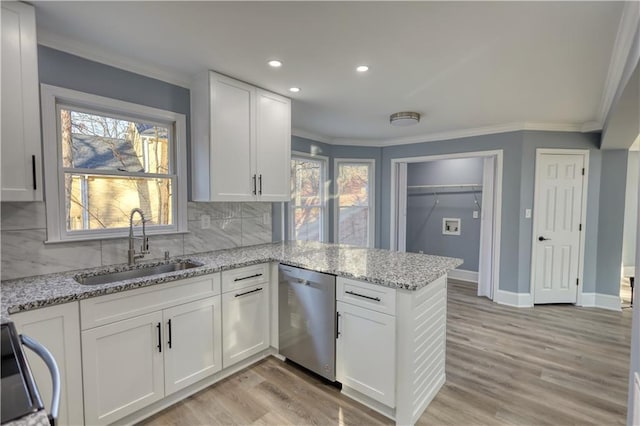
[1,201,273,280]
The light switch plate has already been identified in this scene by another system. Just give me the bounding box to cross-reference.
[525,209,532,219]
[201,214,211,229]
[473,211,479,219]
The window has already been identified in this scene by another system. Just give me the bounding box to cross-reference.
[41,85,187,242]
[289,153,328,242]
[335,159,375,247]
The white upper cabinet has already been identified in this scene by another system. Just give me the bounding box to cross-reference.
[191,71,291,202]
[1,1,42,201]
[255,89,291,201]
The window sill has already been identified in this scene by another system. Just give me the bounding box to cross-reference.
[44,230,191,245]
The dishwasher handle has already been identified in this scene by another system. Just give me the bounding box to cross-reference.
[20,334,60,426]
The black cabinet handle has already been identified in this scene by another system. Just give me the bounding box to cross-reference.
[258,174,262,195]
[345,290,381,302]
[234,273,262,282]
[336,312,341,339]
[538,236,551,241]
[156,322,162,353]
[31,155,37,190]
[235,287,263,298]
[167,319,172,349]
[252,174,257,195]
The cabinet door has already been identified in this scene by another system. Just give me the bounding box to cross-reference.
[255,89,291,202]
[210,72,256,201]
[222,283,269,367]
[12,303,84,426]
[336,301,396,407]
[163,296,222,395]
[82,311,164,425]
[1,1,42,201]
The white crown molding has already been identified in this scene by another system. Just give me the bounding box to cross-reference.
[596,1,640,125]
[580,121,603,133]
[330,122,591,147]
[291,128,335,144]
[37,28,192,89]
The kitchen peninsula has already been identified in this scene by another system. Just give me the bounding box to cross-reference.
[2,241,462,426]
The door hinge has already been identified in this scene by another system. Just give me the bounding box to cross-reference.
[576,278,579,286]
[579,224,582,231]
[582,168,585,176]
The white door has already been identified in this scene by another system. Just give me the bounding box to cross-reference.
[478,156,495,298]
[82,311,165,425]
[255,89,291,201]
[163,297,222,395]
[210,72,256,201]
[532,152,586,304]
[222,283,270,367]
[336,301,396,407]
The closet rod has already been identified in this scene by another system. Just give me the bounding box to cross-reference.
[407,184,482,189]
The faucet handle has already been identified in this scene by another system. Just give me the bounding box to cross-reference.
[141,237,150,254]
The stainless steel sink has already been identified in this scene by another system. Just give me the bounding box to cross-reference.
[75,260,203,285]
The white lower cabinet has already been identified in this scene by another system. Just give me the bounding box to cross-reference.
[163,297,222,395]
[80,275,223,426]
[11,302,84,426]
[82,311,165,425]
[336,300,396,407]
[222,283,270,367]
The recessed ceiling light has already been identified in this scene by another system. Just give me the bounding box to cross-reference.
[289,87,301,93]
[268,60,282,68]
[356,65,369,72]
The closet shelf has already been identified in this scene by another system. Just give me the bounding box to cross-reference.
[407,184,482,195]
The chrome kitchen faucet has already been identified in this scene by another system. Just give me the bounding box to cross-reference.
[128,208,150,265]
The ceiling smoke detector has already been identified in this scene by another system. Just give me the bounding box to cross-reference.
[390,111,421,126]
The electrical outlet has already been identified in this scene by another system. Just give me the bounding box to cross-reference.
[263,212,270,225]
[525,208,532,219]
[473,210,479,219]
[201,214,211,229]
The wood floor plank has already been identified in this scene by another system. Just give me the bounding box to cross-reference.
[141,279,632,425]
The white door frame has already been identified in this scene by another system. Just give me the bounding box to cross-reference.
[390,150,503,301]
[530,148,589,306]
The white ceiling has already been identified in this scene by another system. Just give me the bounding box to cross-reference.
[32,1,634,146]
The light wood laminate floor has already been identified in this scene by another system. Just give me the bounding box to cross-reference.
[142,280,632,425]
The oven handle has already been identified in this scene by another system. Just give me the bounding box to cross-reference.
[21,334,60,426]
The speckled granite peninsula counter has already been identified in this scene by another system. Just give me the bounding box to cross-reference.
[1,241,461,426]
[1,241,461,316]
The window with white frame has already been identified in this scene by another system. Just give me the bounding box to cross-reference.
[41,85,187,242]
[335,159,375,247]
[289,153,328,242]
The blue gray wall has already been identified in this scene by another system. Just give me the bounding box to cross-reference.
[623,151,638,271]
[596,150,629,296]
[406,158,483,271]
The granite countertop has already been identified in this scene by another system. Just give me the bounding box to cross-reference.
[1,241,462,317]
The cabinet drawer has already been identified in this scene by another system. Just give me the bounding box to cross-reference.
[80,274,221,330]
[337,277,396,316]
[221,263,269,293]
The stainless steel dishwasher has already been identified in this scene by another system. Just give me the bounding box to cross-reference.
[278,264,336,381]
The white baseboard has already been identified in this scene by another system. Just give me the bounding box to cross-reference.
[494,289,533,307]
[448,269,478,283]
[623,266,636,277]
[580,293,622,311]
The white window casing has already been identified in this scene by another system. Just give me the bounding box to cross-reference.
[334,158,375,248]
[289,151,329,242]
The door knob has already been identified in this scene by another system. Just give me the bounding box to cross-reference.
[538,236,551,241]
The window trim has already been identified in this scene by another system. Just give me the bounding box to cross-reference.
[289,151,329,242]
[41,84,188,242]
[333,158,375,248]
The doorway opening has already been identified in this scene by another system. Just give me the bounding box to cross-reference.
[390,150,503,300]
